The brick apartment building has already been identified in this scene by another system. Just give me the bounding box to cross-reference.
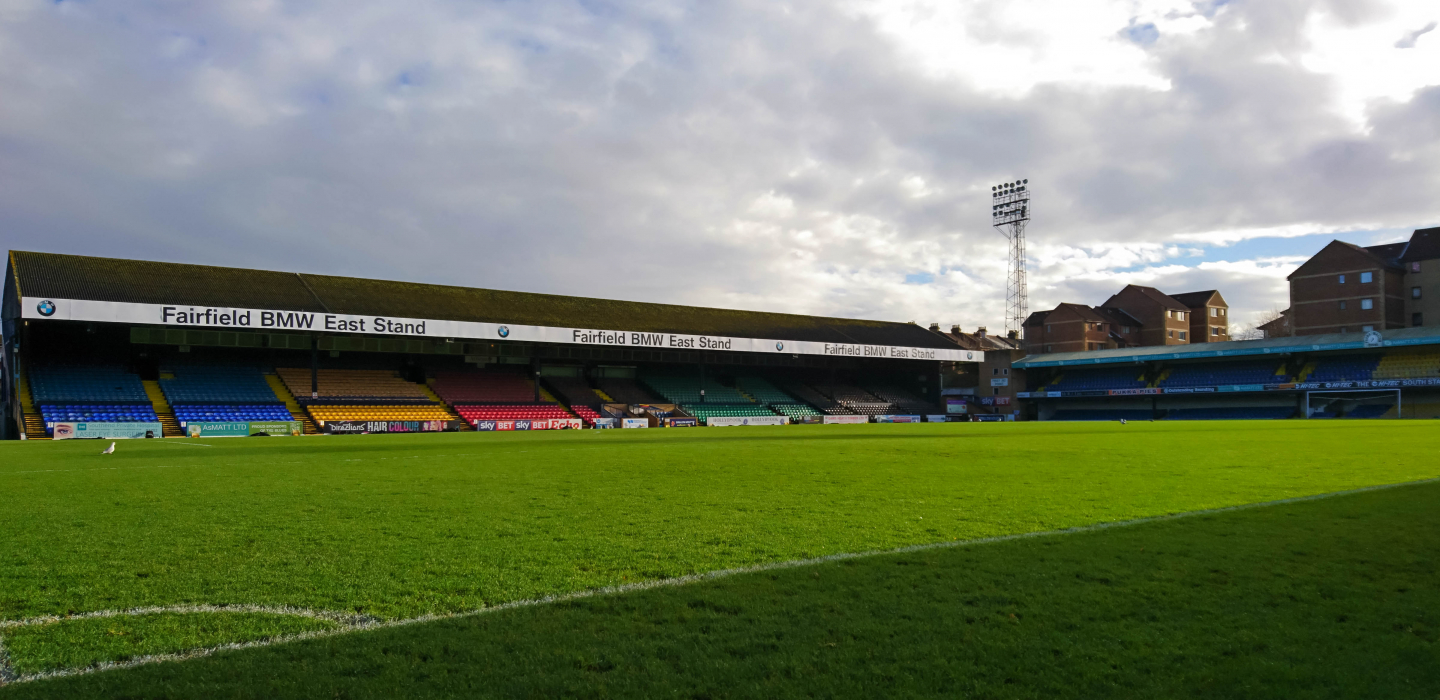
[1023,285,1229,354]
[1282,227,1440,336]
[937,325,1025,414]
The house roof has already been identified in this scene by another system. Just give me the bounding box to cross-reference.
[1364,242,1408,263]
[1168,290,1225,308]
[6,251,958,348]
[1289,240,1404,279]
[1400,227,1440,263]
[1114,284,1188,311]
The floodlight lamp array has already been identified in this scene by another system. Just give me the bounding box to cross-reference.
[991,178,1030,226]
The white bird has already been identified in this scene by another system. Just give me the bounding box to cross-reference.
[101,442,115,455]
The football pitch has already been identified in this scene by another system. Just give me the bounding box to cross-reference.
[1,421,1437,697]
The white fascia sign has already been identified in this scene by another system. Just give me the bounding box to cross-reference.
[22,298,982,363]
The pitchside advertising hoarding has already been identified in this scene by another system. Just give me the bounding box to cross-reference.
[182,421,303,437]
[706,416,789,427]
[821,415,868,424]
[23,298,981,364]
[326,420,460,434]
[471,418,583,432]
[52,422,162,439]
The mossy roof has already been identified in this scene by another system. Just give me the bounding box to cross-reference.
[8,251,956,348]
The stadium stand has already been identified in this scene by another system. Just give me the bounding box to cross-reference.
[594,378,663,405]
[779,382,854,414]
[685,405,781,424]
[1049,409,1153,421]
[276,368,431,401]
[1301,355,1380,383]
[431,370,535,404]
[1371,350,1440,380]
[864,383,934,412]
[39,404,159,426]
[642,369,753,405]
[1164,407,1295,420]
[453,404,575,425]
[1043,367,1146,392]
[733,376,796,405]
[770,403,823,421]
[569,405,603,425]
[29,365,158,435]
[172,405,296,424]
[810,382,893,415]
[160,364,283,404]
[542,376,608,409]
[309,405,457,422]
[1157,360,1286,388]
[29,365,149,403]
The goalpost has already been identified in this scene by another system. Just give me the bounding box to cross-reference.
[1304,389,1402,419]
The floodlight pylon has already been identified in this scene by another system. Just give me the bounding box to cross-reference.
[991,180,1031,338]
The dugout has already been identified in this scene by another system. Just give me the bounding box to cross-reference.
[3,251,979,438]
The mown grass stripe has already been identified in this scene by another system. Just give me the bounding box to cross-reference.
[6,475,1436,687]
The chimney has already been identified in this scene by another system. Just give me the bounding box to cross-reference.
[1007,330,1019,340]
[928,322,940,332]
[976,326,987,338]
[950,325,962,335]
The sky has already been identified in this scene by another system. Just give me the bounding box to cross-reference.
[1,0,1437,336]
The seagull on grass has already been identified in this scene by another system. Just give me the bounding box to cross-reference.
[101,442,115,455]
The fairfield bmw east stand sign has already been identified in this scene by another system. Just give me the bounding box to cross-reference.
[23,298,981,363]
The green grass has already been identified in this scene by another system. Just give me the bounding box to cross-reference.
[1,612,338,676]
[0,421,1437,688]
[6,467,1437,698]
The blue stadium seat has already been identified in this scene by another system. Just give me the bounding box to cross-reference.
[1157,361,1285,388]
[1045,368,1147,392]
[1163,407,1294,420]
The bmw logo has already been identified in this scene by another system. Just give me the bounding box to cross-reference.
[36,300,56,317]
[775,342,784,351]
[497,326,510,338]
[966,351,973,360]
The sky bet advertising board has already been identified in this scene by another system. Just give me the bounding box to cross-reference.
[472,418,584,431]
[23,297,980,364]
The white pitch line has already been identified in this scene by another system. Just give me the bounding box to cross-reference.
[0,604,377,630]
[2,475,1437,687]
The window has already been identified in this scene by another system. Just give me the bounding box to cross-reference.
[1044,345,1053,353]
[1339,301,1347,310]
[1414,313,1424,327]
[1340,327,1348,333]
[1002,368,1009,375]
[1046,324,1051,333]
[1219,327,1226,335]
[1166,310,1172,319]
[1413,287,1422,299]
[994,388,1000,395]
[1122,326,1131,334]
[1167,330,1174,338]
[993,368,999,375]
[1211,326,1220,336]
[1413,262,1422,272]
[1339,274,1346,284]
[1210,307,1218,317]
[1179,331,1187,340]
[1220,308,1226,316]
[1361,298,1374,310]
[1362,325,1374,332]
[1360,271,1373,283]
[1178,312,1186,321]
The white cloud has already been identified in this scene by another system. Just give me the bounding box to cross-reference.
[0,0,1436,335]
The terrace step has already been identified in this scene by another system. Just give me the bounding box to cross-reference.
[22,411,49,440]
[142,380,184,437]
[265,374,319,434]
